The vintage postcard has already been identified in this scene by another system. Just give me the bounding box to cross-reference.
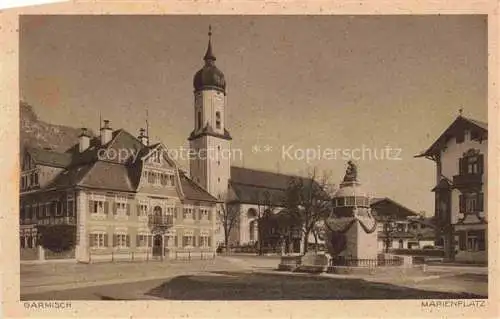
[0,1,498,318]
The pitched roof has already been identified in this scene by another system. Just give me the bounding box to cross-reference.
[465,117,487,130]
[230,166,304,190]
[229,166,322,206]
[46,162,94,189]
[78,161,135,192]
[179,172,218,202]
[431,177,452,192]
[370,197,418,219]
[230,182,287,206]
[29,128,216,202]
[415,115,488,158]
[26,147,73,168]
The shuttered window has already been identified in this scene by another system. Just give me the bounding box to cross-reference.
[89,233,107,248]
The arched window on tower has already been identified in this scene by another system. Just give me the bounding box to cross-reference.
[197,111,202,130]
[215,111,221,129]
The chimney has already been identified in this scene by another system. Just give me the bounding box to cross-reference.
[100,120,113,145]
[138,128,149,145]
[79,128,90,153]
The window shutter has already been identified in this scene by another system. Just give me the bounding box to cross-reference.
[126,235,130,247]
[459,231,466,250]
[136,235,139,247]
[478,193,484,211]
[459,194,465,213]
[113,202,117,215]
[478,154,484,174]
[104,234,109,247]
[208,210,212,221]
[175,235,178,247]
[126,204,131,216]
[194,236,198,247]
[137,204,141,216]
[104,201,109,214]
[113,234,117,247]
[89,234,94,247]
[88,200,93,213]
[478,230,485,251]
[62,200,67,216]
[148,235,152,247]
[458,158,464,175]
[208,236,212,247]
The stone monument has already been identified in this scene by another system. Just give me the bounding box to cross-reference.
[324,161,378,265]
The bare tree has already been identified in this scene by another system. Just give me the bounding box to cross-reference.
[380,215,397,253]
[217,196,240,254]
[253,190,279,255]
[285,168,334,255]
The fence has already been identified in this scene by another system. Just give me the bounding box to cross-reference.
[330,256,403,267]
[389,248,444,257]
[88,249,216,263]
[20,248,38,261]
[45,248,75,260]
[20,247,75,261]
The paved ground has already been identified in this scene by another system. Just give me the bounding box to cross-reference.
[21,255,488,300]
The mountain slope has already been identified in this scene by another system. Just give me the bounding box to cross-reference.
[20,101,93,153]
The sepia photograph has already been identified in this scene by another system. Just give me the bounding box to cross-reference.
[0,3,495,317]
[16,14,489,303]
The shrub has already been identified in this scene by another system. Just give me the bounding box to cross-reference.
[39,225,76,253]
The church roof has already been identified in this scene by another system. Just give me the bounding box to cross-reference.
[228,166,323,206]
[415,115,488,158]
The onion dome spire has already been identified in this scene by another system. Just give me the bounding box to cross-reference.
[204,25,216,64]
[193,25,226,93]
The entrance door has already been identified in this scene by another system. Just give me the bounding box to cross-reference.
[153,234,163,257]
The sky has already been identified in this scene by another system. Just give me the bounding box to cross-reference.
[19,15,488,215]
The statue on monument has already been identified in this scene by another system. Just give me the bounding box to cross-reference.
[343,160,358,182]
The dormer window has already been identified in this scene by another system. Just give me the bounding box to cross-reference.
[215,111,221,129]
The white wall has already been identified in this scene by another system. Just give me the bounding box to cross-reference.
[439,129,487,224]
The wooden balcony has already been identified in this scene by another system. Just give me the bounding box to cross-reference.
[148,215,174,229]
[453,173,483,189]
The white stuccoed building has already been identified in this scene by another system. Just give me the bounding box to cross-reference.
[416,114,487,263]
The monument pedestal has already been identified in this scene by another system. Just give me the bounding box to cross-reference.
[339,221,378,261]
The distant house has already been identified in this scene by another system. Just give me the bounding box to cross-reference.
[416,115,487,263]
[370,198,435,252]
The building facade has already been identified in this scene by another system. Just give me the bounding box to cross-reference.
[20,125,218,263]
[416,115,487,263]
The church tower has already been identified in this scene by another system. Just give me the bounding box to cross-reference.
[188,26,232,199]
